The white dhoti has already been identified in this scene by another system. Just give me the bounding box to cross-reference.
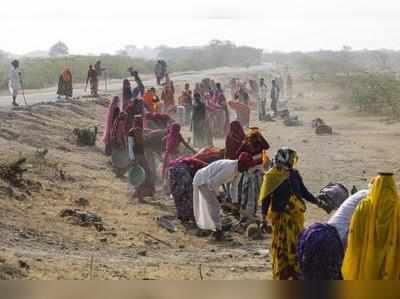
[192,159,239,231]
[8,80,19,98]
[193,184,221,231]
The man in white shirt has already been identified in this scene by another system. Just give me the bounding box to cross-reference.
[257,78,268,121]
[9,60,21,107]
[193,153,256,241]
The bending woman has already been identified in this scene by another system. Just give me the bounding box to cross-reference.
[168,157,208,223]
[162,123,196,180]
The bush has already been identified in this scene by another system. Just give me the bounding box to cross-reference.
[159,40,263,71]
[0,55,156,90]
[349,73,400,118]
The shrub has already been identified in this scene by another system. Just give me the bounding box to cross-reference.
[0,55,155,90]
[349,73,400,118]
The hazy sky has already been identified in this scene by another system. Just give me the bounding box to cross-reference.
[1,0,400,55]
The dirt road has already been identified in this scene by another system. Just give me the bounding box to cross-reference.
[0,66,399,280]
[0,65,273,110]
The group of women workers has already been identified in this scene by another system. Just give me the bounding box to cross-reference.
[101,75,400,281]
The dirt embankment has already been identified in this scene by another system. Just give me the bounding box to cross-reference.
[0,98,270,280]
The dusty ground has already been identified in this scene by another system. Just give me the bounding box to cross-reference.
[0,68,399,280]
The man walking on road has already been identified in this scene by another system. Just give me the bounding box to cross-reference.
[9,60,21,107]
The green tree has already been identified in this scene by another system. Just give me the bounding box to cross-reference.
[49,41,69,57]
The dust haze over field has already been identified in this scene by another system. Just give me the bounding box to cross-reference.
[1,0,400,281]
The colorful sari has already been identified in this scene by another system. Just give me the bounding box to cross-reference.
[297,223,344,280]
[259,167,306,280]
[342,174,400,280]
[111,112,128,150]
[143,90,156,112]
[168,157,207,222]
[57,69,73,97]
[236,130,270,214]
[225,121,246,160]
[162,123,184,178]
[102,96,120,156]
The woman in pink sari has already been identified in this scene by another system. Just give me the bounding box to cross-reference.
[162,123,196,180]
[102,96,120,156]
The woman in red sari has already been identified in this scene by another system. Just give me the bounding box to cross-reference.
[225,120,246,160]
[102,96,120,156]
[236,129,270,218]
[225,120,246,205]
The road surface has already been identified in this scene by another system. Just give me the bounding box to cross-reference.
[0,65,274,110]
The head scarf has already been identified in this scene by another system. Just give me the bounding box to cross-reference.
[102,96,120,143]
[246,130,270,153]
[169,157,208,176]
[274,147,298,170]
[342,174,400,280]
[225,121,246,160]
[238,152,257,171]
[297,223,344,280]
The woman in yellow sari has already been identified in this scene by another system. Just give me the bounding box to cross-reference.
[259,148,330,280]
[342,173,400,280]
